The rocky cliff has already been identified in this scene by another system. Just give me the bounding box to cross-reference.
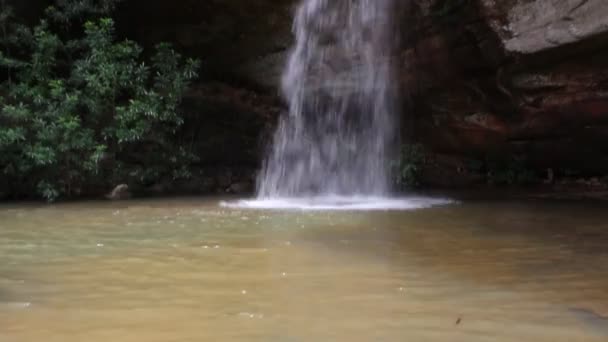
[124,0,608,188]
[401,0,608,187]
[9,0,608,194]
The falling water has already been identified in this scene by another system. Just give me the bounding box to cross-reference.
[257,0,400,198]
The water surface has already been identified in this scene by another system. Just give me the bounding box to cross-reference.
[1,197,608,341]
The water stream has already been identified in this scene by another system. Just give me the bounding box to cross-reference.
[257,0,400,198]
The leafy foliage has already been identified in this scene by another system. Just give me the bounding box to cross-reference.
[486,156,537,186]
[0,1,200,201]
[46,0,122,24]
[393,144,426,189]
[431,0,470,23]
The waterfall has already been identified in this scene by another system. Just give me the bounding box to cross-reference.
[257,0,400,198]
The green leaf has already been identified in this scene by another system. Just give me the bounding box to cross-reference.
[0,5,198,200]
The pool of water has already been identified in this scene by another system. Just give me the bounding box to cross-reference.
[1,196,608,341]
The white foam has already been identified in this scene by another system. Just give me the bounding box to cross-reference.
[220,196,454,211]
[2,302,31,309]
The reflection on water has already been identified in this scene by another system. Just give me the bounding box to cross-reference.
[1,197,608,341]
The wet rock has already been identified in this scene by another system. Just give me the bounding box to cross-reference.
[115,0,295,87]
[402,0,608,183]
[105,184,131,200]
[228,181,254,194]
[419,154,486,188]
[481,0,608,54]
[530,190,608,201]
[543,168,554,185]
[566,177,608,189]
[217,172,233,189]
[201,177,217,193]
[589,177,602,187]
[146,182,167,195]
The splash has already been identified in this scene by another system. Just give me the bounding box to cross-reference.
[221,196,454,211]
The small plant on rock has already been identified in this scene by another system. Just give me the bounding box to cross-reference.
[486,156,537,186]
[393,143,426,189]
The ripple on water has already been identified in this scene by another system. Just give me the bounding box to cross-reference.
[2,198,608,342]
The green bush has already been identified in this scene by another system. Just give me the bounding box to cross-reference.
[431,0,470,19]
[393,143,426,189]
[0,1,200,201]
[486,156,537,186]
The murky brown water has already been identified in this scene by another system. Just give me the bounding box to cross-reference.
[1,197,608,341]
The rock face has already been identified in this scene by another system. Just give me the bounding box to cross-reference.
[114,0,608,188]
[115,0,295,88]
[400,0,608,186]
[481,0,608,54]
[106,184,131,200]
[10,0,608,192]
